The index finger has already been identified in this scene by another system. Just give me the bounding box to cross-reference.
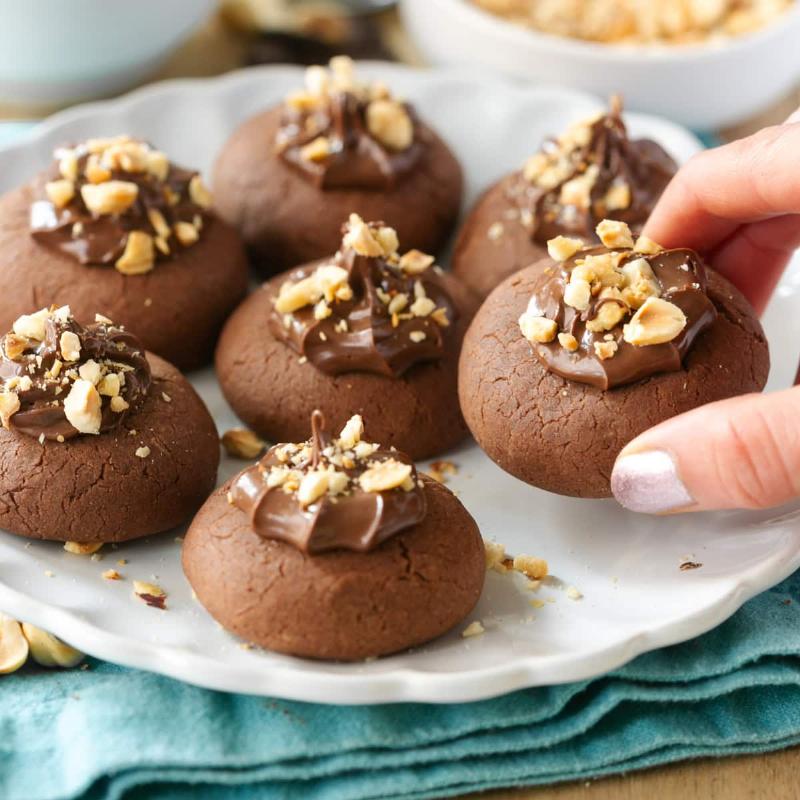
[643,121,800,253]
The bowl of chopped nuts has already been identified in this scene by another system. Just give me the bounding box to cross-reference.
[0,0,215,107]
[400,0,800,128]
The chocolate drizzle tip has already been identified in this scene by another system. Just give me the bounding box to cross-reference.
[230,411,427,554]
[0,307,151,440]
[29,136,212,274]
[508,97,677,246]
[269,215,455,378]
[275,56,424,191]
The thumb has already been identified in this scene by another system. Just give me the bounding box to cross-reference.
[611,388,800,513]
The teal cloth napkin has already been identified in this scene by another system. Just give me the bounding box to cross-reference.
[2,570,800,800]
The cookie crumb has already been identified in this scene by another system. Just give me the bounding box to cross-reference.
[484,539,507,572]
[462,621,485,638]
[102,569,122,581]
[133,580,166,609]
[512,554,549,580]
[44,570,55,578]
[222,428,265,460]
[426,459,458,483]
[64,541,103,556]
[566,585,583,601]
[529,598,545,609]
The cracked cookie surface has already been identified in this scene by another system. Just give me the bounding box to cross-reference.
[0,353,219,541]
[183,475,484,660]
[459,259,769,498]
[216,267,477,461]
[0,179,248,371]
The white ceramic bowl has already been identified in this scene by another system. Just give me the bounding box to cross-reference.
[0,0,215,106]
[401,0,800,129]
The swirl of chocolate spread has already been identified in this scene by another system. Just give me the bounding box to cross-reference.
[230,410,427,554]
[0,307,151,440]
[520,223,717,390]
[508,97,677,246]
[269,215,455,378]
[275,57,424,191]
[29,135,212,272]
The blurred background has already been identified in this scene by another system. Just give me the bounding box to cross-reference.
[0,0,798,141]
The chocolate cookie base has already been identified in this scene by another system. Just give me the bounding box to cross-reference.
[452,176,548,299]
[0,353,220,542]
[0,180,250,371]
[212,105,463,276]
[459,260,770,498]
[215,270,476,461]
[183,476,485,661]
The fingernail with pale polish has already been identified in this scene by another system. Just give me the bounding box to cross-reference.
[611,450,694,514]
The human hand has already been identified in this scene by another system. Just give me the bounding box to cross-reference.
[610,111,800,514]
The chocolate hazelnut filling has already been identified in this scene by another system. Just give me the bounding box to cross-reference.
[519,221,717,390]
[29,136,212,274]
[275,56,424,191]
[231,410,427,554]
[0,307,150,440]
[269,214,455,377]
[507,98,676,246]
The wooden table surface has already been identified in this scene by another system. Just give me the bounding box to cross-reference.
[5,9,799,799]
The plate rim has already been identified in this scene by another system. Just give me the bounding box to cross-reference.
[2,62,792,705]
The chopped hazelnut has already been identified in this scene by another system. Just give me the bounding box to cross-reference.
[80,180,138,215]
[603,182,632,212]
[366,99,413,151]
[147,208,171,240]
[593,340,619,360]
[513,554,549,580]
[13,309,48,341]
[116,231,155,275]
[297,470,329,507]
[634,235,663,255]
[45,179,75,209]
[64,541,103,555]
[461,621,485,638]
[3,333,27,361]
[410,296,436,317]
[563,279,592,311]
[174,221,199,247]
[399,249,434,275]
[110,395,129,413]
[338,414,364,449]
[596,219,634,249]
[146,151,170,181]
[63,379,102,434]
[222,428,265,460]
[586,288,628,332]
[547,235,584,262]
[409,331,426,343]
[0,391,20,429]
[59,331,81,362]
[97,373,121,397]
[558,332,579,351]
[342,214,385,257]
[519,312,557,344]
[188,174,212,209]
[359,459,413,493]
[300,136,331,163]
[135,446,150,458]
[623,297,687,346]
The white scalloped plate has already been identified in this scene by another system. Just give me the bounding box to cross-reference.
[0,64,798,705]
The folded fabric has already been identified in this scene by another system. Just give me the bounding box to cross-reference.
[1,570,799,800]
